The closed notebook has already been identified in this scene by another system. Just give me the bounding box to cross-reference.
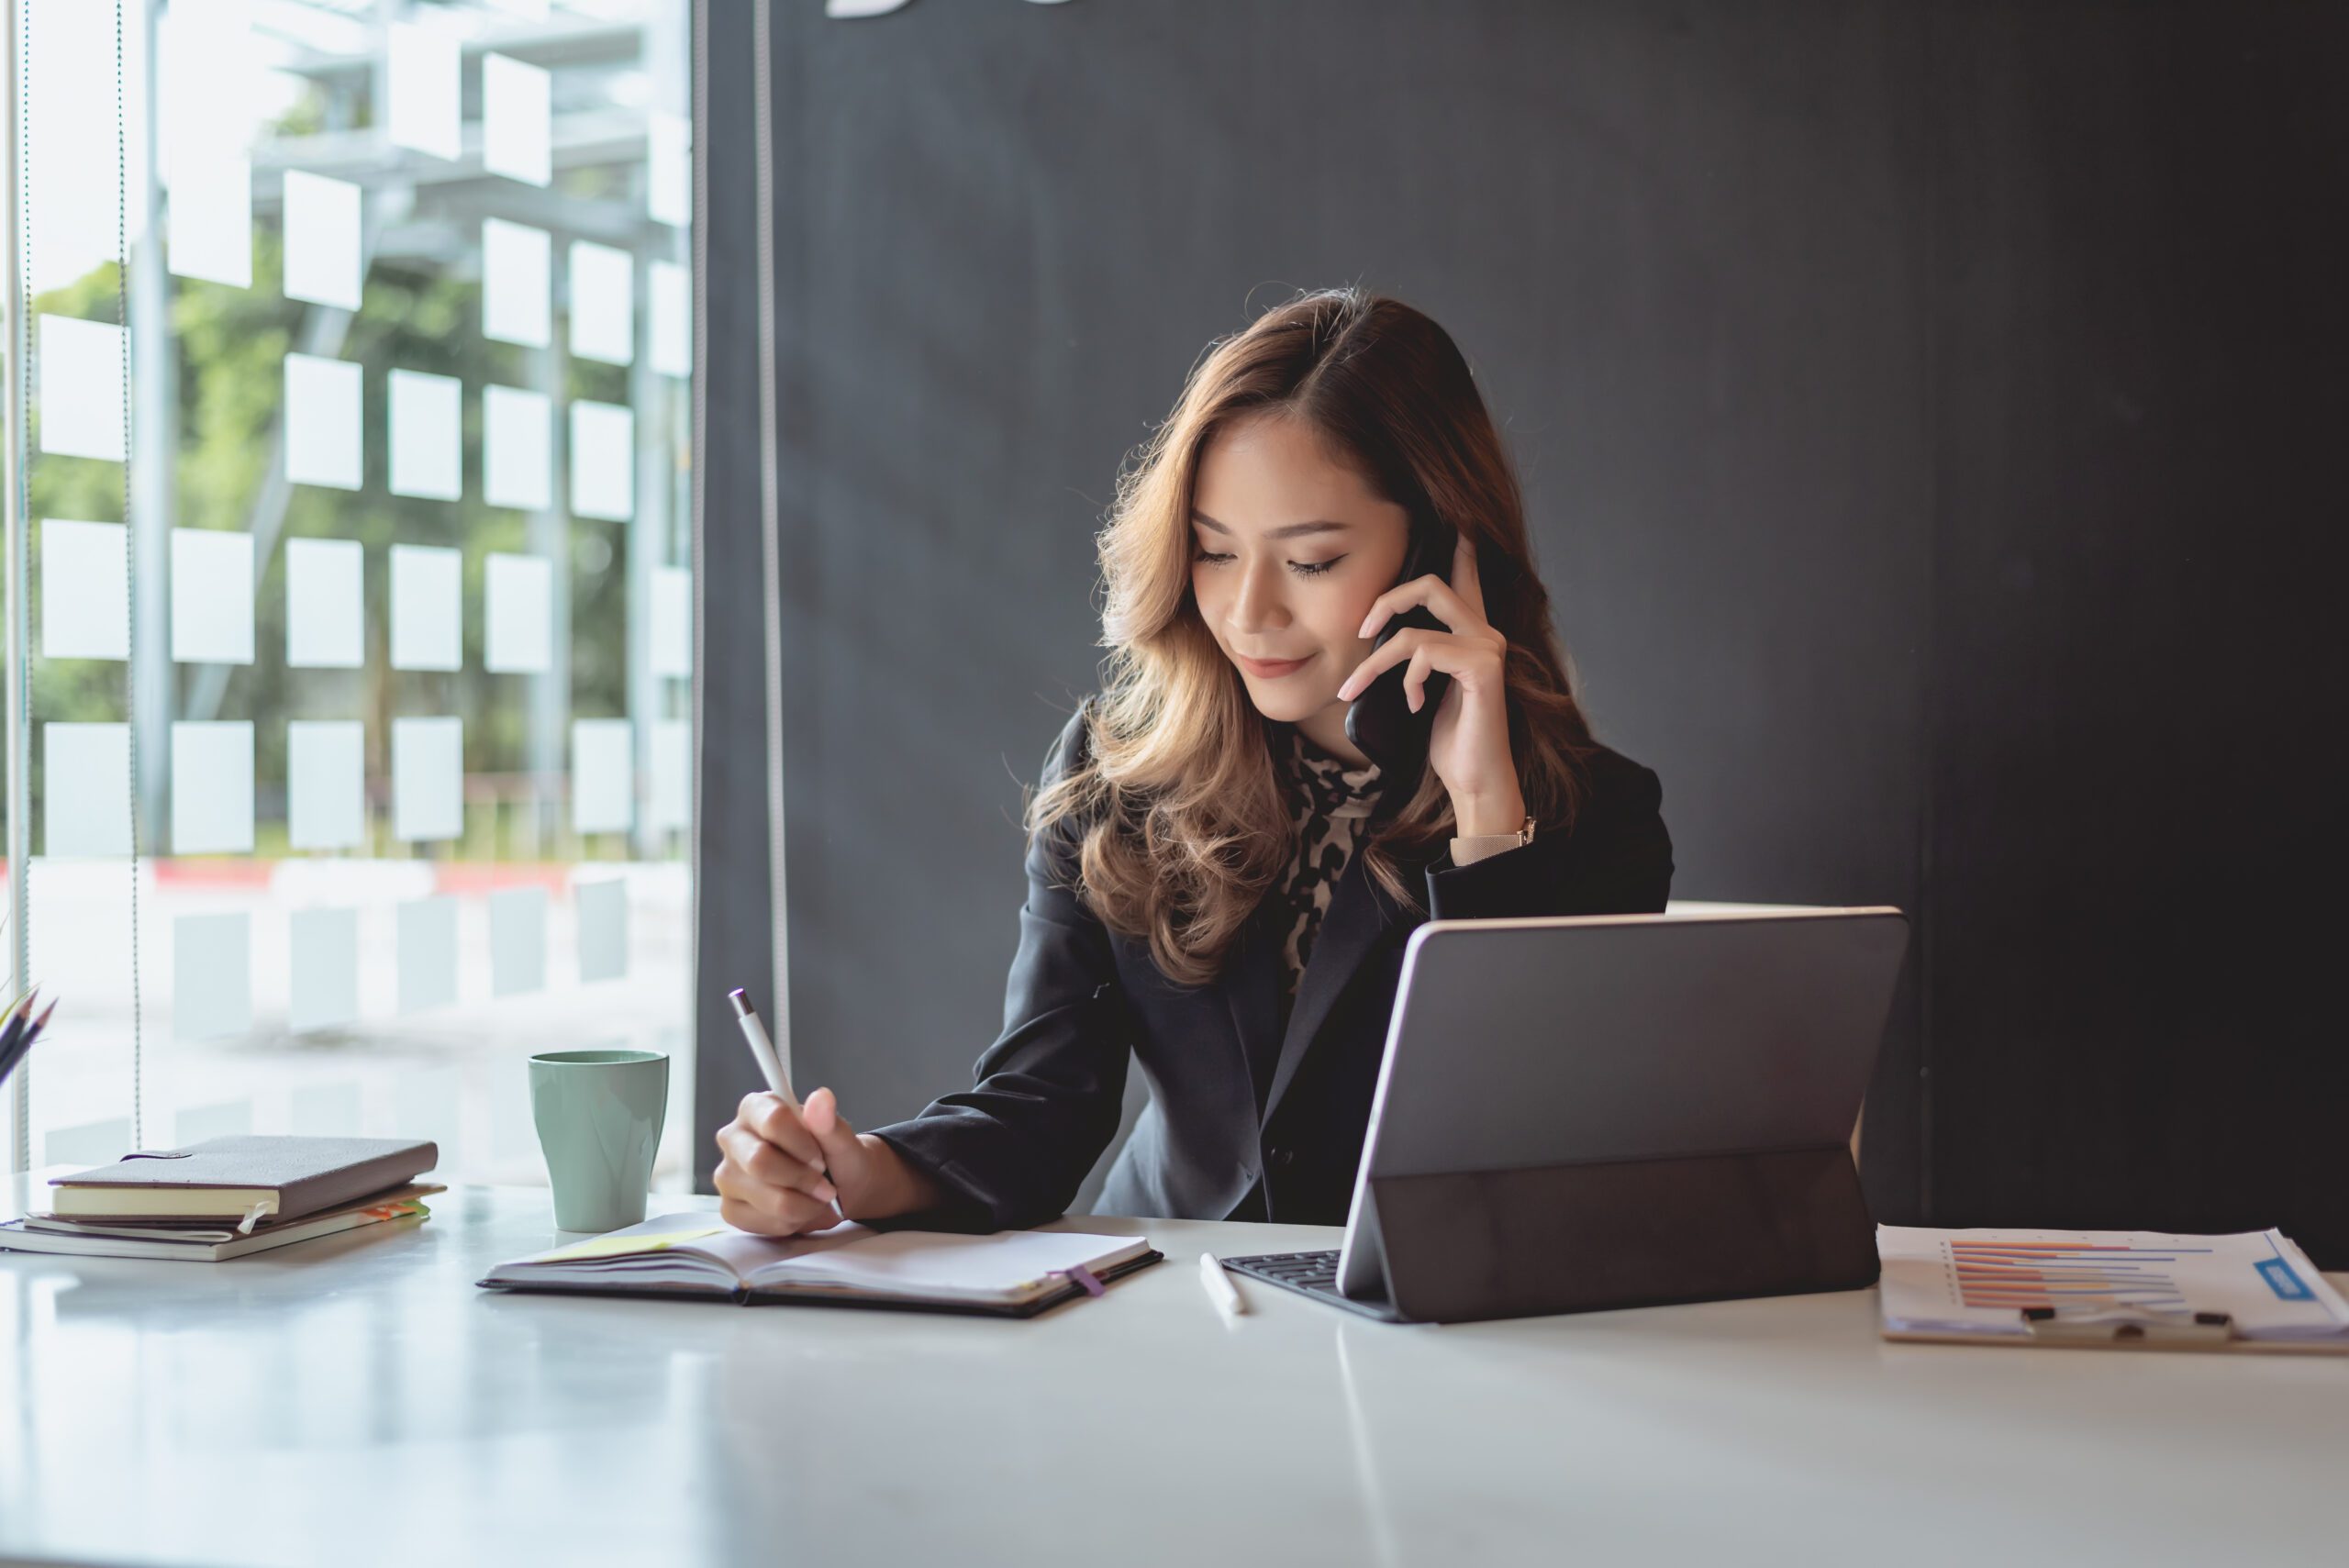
[0,1185,441,1262]
[40,1136,439,1224]
[480,1212,1162,1318]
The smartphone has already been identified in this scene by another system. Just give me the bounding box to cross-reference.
[1343,519,1455,773]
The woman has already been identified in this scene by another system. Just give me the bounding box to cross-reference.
[715,288,1674,1236]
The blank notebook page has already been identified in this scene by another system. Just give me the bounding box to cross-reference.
[710,1225,1147,1302]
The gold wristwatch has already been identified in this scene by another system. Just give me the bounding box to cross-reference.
[1450,814,1537,865]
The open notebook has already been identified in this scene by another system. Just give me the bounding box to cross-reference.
[479,1212,1162,1318]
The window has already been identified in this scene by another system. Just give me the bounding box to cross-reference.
[4,0,696,1191]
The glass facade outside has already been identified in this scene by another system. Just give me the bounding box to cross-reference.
[2,0,696,1190]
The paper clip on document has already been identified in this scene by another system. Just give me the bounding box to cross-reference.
[2021,1307,2239,1348]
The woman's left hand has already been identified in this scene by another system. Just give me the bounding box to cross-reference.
[1335,531,1527,836]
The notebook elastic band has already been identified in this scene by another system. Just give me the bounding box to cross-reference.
[1054,1264,1105,1298]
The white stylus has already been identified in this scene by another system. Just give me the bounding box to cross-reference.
[729,988,842,1222]
[728,987,799,1109]
[1199,1252,1247,1321]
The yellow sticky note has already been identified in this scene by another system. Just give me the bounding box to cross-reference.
[536,1224,726,1263]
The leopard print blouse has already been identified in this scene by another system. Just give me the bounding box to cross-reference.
[1271,728,1385,1018]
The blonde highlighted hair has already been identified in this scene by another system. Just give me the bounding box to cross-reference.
[1029,288,1598,986]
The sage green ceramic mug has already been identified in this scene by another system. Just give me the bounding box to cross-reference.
[529,1048,669,1232]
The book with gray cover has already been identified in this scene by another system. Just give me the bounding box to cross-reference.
[39,1136,440,1224]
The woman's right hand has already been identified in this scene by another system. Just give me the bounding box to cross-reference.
[713,1087,935,1236]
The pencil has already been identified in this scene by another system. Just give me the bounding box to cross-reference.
[0,987,48,1090]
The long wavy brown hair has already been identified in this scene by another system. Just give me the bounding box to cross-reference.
[1029,287,1599,986]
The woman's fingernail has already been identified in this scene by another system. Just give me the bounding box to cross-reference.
[816,1183,838,1203]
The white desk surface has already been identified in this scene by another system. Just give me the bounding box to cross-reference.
[3,1183,2344,1568]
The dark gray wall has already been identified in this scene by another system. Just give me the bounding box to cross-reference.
[1918,7,2349,1247]
[697,1,2348,1261]
[730,0,1935,1215]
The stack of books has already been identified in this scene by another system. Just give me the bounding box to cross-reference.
[0,1135,442,1262]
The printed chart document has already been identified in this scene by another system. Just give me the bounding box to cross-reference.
[1877,1226,2349,1342]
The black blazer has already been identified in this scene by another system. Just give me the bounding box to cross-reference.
[868,703,1675,1230]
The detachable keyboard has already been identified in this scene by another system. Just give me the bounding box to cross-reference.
[1219,1249,1404,1320]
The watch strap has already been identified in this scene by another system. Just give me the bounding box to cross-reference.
[1448,814,1537,867]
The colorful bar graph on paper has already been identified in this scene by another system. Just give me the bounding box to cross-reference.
[1943,1239,2212,1314]
[1878,1226,2349,1342]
